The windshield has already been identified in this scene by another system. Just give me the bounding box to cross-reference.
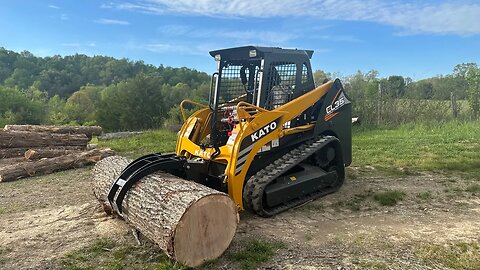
[212,60,260,107]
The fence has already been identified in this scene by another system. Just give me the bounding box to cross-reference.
[351,87,472,126]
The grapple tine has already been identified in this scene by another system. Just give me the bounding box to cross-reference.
[107,153,186,216]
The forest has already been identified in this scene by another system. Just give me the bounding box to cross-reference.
[0,47,478,131]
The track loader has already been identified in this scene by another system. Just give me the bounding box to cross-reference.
[108,46,352,217]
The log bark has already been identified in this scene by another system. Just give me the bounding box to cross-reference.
[4,125,103,138]
[0,146,86,159]
[0,148,115,182]
[0,157,25,167]
[0,130,89,148]
[92,156,238,267]
[0,148,32,159]
[24,148,81,160]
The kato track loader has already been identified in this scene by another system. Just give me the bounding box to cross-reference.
[108,46,352,217]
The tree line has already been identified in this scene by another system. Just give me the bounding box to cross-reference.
[0,48,210,130]
[0,47,478,130]
[315,63,480,124]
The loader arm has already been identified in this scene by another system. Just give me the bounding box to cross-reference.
[226,80,334,209]
[273,80,333,122]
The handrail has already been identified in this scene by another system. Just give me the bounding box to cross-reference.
[235,101,269,130]
[180,100,208,122]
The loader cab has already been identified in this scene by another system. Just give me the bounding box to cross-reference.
[208,46,316,147]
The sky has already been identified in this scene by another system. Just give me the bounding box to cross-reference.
[1,0,479,80]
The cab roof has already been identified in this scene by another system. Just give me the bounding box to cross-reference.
[209,46,314,60]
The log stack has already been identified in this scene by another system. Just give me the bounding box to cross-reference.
[0,125,114,182]
[4,124,102,139]
[92,156,238,267]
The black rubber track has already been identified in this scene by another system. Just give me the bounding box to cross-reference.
[243,136,344,217]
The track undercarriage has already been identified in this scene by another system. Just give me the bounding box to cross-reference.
[244,135,345,217]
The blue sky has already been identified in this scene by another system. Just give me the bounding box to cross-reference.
[1,0,479,80]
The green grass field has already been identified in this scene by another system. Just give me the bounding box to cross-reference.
[353,121,480,177]
[98,121,480,178]
[96,130,177,159]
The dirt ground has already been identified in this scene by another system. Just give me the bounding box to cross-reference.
[0,166,479,269]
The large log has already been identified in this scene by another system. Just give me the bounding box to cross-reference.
[4,125,103,138]
[0,157,25,167]
[0,130,89,148]
[0,148,114,182]
[24,148,81,160]
[92,156,238,267]
[0,146,86,159]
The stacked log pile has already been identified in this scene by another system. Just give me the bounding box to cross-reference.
[0,125,114,182]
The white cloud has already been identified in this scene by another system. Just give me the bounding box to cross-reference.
[62,42,97,47]
[94,18,131,25]
[139,42,205,56]
[158,25,298,44]
[48,4,60,9]
[220,30,296,44]
[143,43,179,53]
[315,35,362,43]
[61,43,81,47]
[107,0,480,35]
[60,14,69,20]
[157,24,191,36]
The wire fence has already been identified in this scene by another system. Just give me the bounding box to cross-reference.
[350,86,474,126]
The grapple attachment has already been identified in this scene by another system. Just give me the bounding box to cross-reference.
[107,153,186,215]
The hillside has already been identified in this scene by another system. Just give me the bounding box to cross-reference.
[0,47,209,98]
[0,48,478,131]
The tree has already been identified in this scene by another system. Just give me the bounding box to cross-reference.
[0,86,46,126]
[64,91,95,125]
[313,70,331,86]
[454,63,478,78]
[465,66,480,118]
[386,75,406,98]
[96,74,167,131]
[411,80,434,99]
[47,95,68,125]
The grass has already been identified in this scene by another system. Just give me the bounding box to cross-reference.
[332,189,406,210]
[417,241,480,270]
[465,183,480,193]
[353,121,480,178]
[345,190,374,211]
[96,129,177,159]
[95,121,480,179]
[57,238,185,270]
[416,191,433,201]
[227,239,285,270]
[373,191,406,206]
[300,201,324,211]
[0,206,17,215]
[56,237,284,270]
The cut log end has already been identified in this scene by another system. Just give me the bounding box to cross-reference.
[174,194,238,267]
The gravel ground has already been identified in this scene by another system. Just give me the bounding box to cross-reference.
[0,167,479,269]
